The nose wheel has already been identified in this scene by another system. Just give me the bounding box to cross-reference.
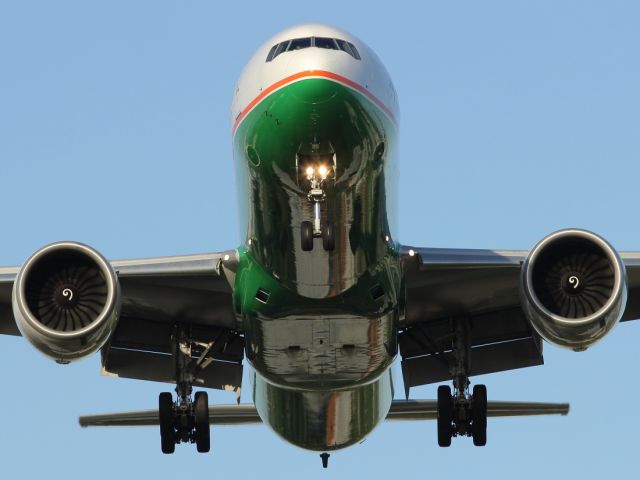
[299,195,335,255]
[300,220,335,252]
[322,221,335,251]
[301,221,314,251]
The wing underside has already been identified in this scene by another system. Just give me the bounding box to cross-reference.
[399,245,640,396]
[0,250,245,394]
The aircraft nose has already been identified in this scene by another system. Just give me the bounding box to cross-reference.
[289,78,338,104]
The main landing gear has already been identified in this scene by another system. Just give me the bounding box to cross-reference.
[159,325,213,454]
[437,320,488,447]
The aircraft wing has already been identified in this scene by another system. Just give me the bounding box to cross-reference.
[0,266,19,335]
[399,245,640,396]
[0,251,244,394]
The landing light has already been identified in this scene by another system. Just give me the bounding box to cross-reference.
[318,165,329,179]
[305,166,314,176]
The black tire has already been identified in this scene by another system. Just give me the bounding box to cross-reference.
[301,221,314,251]
[159,392,175,454]
[322,221,335,251]
[437,385,453,447]
[194,391,210,453]
[472,384,487,447]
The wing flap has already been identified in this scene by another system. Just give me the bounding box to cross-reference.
[401,336,543,392]
[102,346,242,394]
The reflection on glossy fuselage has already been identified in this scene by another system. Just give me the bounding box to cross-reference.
[231,24,400,451]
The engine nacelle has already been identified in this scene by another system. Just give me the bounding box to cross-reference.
[12,242,121,363]
[520,229,627,351]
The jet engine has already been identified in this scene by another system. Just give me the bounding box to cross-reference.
[12,242,121,363]
[520,229,627,351]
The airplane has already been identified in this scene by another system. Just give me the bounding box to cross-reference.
[3,23,636,467]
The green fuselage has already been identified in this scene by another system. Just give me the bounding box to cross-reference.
[232,77,400,451]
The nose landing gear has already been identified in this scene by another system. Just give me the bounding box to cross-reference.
[300,189,335,252]
[297,145,336,252]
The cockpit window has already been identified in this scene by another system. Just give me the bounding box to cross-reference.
[347,41,361,60]
[314,37,338,50]
[266,37,361,62]
[266,44,278,62]
[288,37,312,51]
[335,39,362,60]
[274,41,289,59]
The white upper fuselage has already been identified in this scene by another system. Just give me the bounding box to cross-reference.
[231,24,399,135]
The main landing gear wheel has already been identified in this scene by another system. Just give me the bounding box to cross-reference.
[437,385,453,447]
[157,325,229,454]
[471,384,487,446]
[158,390,211,454]
[301,221,314,251]
[159,392,175,454]
[194,391,210,453]
[322,221,335,251]
[436,382,488,448]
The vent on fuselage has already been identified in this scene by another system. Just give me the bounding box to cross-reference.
[255,288,271,304]
[370,284,385,301]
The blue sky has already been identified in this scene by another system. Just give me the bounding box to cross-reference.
[1,1,639,478]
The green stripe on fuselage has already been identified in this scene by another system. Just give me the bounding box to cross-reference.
[232,77,401,451]
[233,77,398,295]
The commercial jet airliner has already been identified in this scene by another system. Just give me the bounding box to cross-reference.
[2,23,636,467]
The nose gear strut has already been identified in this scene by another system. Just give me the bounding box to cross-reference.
[301,174,335,252]
[298,142,336,252]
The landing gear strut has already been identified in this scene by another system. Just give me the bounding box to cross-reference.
[158,325,213,454]
[300,162,335,252]
[436,319,488,447]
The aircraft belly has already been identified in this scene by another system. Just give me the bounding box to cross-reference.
[251,310,396,388]
[245,301,397,450]
[253,368,393,451]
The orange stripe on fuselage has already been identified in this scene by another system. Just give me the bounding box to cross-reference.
[232,70,396,134]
